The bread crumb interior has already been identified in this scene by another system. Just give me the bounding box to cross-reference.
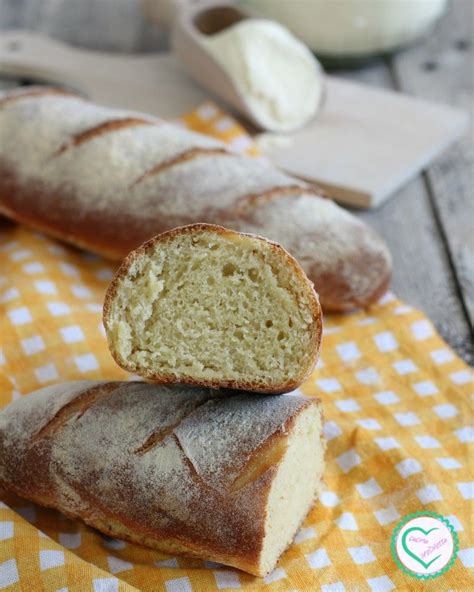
[107,230,316,388]
[260,402,324,574]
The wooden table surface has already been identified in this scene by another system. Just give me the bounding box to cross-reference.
[0,0,472,364]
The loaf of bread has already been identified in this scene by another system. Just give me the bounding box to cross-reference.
[104,223,322,393]
[0,86,391,312]
[0,381,325,576]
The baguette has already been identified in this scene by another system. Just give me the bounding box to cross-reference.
[104,223,322,394]
[0,86,391,311]
[0,381,325,576]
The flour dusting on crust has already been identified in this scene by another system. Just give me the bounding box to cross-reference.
[0,88,391,310]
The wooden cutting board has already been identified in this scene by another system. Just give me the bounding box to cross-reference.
[0,30,468,208]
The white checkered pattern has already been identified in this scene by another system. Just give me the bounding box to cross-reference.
[23,262,45,274]
[374,437,400,451]
[356,478,382,499]
[60,263,80,278]
[1,192,472,590]
[60,326,85,344]
[10,249,31,261]
[395,458,422,478]
[415,435,441,448]
[34,363,59,384]
[0,522,13,541]
[74,354,99,373]
[294,528,316,543]
[336,342,360,362]
[348,546,375,564]
[47,302,71,316]
[0,559,19,587]
[436,457,462,470]
[165,577,193,592]
[394,412,420,426]
[336,513,358,531]
[96,268,114,281]
[430,348,454,364]
[357,418,382,430]
[107,556,133,574]
[71,284,92,299]
[367,576,395,592]
[263,567,286,584]
[0,288,19,303]
[8,307,32,325]
[411,320,433,340]
[93,579,119,592]
[336,449,361,473]
[323,421,342,441]
[373,332,398,352]
[445,515,463,532]
[58,532,81,549]
[392,359,417,375]
[155,559,178,568]
[458,548,474,568]
[319,491,340,508]
[457,482,474,499]
[416,484,443,504]
[455,427,474,443]
[197,104,217,119]
[39,550,64,570]
[306,549,331,569]
[374,506,400,526]
[450,370,472,385]
[433,404,458,419]
[413,381,438,396]
[21,336,45,356]
[355,368,380,385]
[374,391,399,405]
[35,280,57,295]
[335,399,360,412]
[317,378,341,393]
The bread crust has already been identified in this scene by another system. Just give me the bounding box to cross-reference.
[0,87,391,311]
[103,223,322,394]
[0,381,323,576]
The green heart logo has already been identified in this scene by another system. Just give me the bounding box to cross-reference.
[391,512,459,580]
[401,526,441,570]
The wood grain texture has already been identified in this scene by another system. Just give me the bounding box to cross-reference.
[0,79,18,90]
[0,0,26,29]
[390,0,474,332]
[349,61,473,364]
[339,56,473,363]
[0,0,168,52]
[0,0,472,363]
[358,177,473,364]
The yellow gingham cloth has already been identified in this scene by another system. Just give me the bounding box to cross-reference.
[0,104,473,592]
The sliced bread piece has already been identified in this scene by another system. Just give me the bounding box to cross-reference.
[0,381,325,576]
[103,223,322,393]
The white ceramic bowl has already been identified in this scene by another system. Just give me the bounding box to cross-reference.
[240,0,447,60]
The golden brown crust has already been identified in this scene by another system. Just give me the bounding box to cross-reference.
[223,185,320,220]
[103,223,322,394]
[0,476,268,575]
[0,381,320,576]
[53,117,156,156]
[132,147,232,186]
[0,176,128,261]
[0,87,392,311]
[0,86,77,108]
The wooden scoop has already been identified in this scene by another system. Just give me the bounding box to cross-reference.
[172,1,324,132]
